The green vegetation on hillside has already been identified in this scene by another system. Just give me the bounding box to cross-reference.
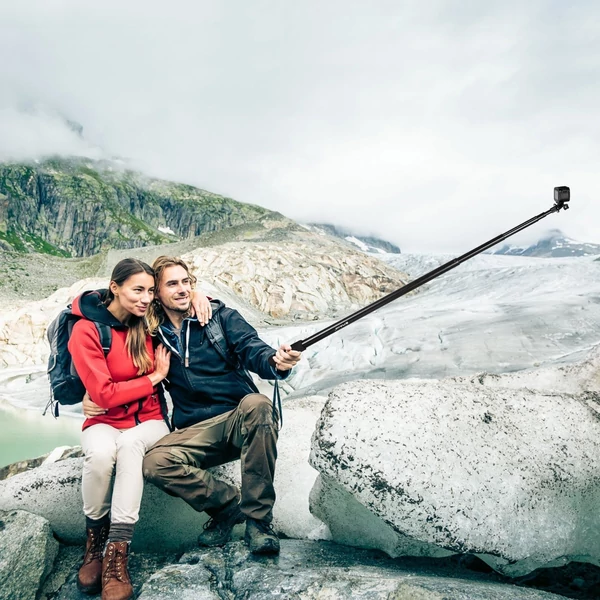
[0,156,289,258]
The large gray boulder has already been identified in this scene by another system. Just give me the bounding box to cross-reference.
[309,375,600,576]
[0,397,326,550]
[0,509,58,600]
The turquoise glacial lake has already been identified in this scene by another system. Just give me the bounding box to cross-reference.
[0,403,81,469]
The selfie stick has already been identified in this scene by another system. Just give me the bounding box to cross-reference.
[290,187,571,352]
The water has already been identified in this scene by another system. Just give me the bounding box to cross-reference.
[0,403,81,469]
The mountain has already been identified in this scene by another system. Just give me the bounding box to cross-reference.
[304,223,401,254]
[490,229,600,258]
[0,157,292,257]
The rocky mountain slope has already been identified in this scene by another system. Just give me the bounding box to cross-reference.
[0,157,293,257]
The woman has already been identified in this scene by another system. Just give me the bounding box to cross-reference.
[69,258,171,600]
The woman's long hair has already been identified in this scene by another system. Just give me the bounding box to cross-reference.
[145,255,197,335]
[105,258,155,375]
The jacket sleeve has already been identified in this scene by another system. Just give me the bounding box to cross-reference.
[68,320,155,409]
[220,309,290,381]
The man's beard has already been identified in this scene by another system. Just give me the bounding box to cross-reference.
[166,298,191,314]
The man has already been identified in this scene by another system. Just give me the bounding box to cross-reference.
[87,255,301,555]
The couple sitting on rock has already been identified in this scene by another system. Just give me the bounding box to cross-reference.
[68,256,302,600]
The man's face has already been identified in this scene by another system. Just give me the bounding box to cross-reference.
[157,265,193,313]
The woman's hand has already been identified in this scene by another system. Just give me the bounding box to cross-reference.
[149,344,171,385]
[82,392,107,417]
[189,290,212,326]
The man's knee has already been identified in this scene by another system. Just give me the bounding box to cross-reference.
[143,448,174,483]
[238,394,274,423]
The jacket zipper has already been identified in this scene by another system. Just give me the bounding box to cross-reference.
[134,399,142,425]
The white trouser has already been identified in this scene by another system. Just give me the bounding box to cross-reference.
[81,420,170,524]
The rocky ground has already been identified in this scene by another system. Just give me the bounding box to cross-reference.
[0,250,104,306]
[28,538,600,599]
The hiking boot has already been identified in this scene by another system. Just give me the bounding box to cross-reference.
[197,501,246,547]
[101,541,133,600]
[244,518,280,554]
[77,522,109,594]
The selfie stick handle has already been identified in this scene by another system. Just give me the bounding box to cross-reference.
[290,188,570,352]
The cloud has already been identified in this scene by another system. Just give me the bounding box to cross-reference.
[0,106,102,162]
[0,0,598,252]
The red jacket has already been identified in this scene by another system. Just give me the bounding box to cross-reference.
[69,291,167,431]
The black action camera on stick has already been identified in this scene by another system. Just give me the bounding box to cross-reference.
[554,186,570,209]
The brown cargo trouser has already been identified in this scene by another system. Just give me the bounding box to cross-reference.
[143,394,278,522]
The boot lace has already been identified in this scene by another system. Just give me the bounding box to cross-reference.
[202,516,222,532]
[203,505,242,531]
[253,520,276,536]
[84,527,108,564]
[103,543,129,583]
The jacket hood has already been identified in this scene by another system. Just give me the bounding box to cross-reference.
[71,289,125,327]
[207,298,225,316]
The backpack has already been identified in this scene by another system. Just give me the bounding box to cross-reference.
[44,306,112,417]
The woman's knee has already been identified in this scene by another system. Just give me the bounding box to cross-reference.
[115,434,146,456]
[83,447,116,475]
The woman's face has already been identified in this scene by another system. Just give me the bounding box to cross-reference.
[110,272,155,318]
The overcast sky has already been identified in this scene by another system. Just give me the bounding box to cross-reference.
[0,0,598,253]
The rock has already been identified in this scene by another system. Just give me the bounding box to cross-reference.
[309,474,453,560]
[48,547,176,600]
[0,445,83,481]
[0,509,58,600]
[185,237,406,319]
[0,397,327,549]
[137,540,568,599]
[0,277,106,367]
[309,378,600,576]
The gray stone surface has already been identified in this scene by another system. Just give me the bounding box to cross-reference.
[310,377,600,576]
[0,509,58,600]
[138,540,568,599]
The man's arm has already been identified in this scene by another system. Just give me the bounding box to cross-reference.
[220,308,301,379]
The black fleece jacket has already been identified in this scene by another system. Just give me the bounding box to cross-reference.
[157,299,288,429]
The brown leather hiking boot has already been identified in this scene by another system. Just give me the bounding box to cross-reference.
[77,523,109,594]
[101,541,133,600]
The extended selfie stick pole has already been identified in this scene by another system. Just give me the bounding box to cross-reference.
[290,187,571,352]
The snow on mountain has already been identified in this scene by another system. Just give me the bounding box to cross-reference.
[490,229,600,258]
[303,223,401,254]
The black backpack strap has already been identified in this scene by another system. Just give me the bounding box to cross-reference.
[204,306,238,369]
[94,322,112,356]
[204,309,258,393]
